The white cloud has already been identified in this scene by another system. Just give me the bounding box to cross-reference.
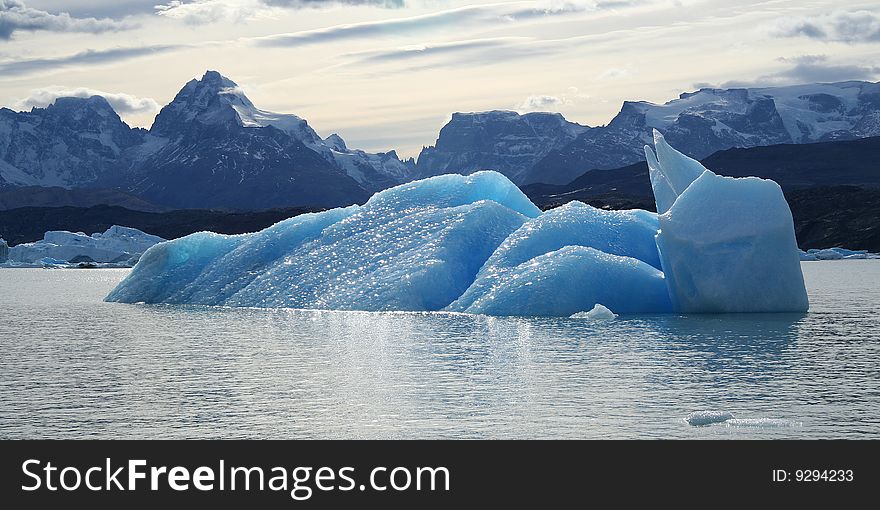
[517,87,589,111]
[718,55,880,87]
[0,45,183,77]
[264,0,404,7]
[770,10,880,44]
[776,54,829,65]
[254,0,647,47]
[519,94,564,110]
[597,66,637,80]
[154,0,404,25]
[0,0,135,39]
[154,0,276,25]
[15,86,160,115]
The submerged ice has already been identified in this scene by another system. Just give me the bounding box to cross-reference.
[107,132,809,315]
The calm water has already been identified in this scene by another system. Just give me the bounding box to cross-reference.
[1,262,878,439]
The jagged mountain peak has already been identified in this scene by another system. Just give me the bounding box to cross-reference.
[176,70,242,98]
[201,69,236,86]
[150,70,325,146]
[48,95,116,113]
[450,110,577,123]
[324,133,347,151]
[22,95,125,128]
[151,70,250,136]
[417,108,589,182]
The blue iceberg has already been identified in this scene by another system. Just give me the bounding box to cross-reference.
[107,133,809,315]
[647,131,808,313]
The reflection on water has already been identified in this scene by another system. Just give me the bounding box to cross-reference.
[0,262,878,439]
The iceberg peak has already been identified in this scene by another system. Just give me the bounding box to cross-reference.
[650,134,809,313]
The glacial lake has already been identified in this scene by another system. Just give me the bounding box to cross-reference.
[1,261,878,439]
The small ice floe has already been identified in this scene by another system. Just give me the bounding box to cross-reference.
[686,411,801,428]
[570,303,617,320]
[725,418,801,428]
[686,410,734,426]
[801,247,880,260]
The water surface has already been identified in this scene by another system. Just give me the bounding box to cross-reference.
[1,262,878,439]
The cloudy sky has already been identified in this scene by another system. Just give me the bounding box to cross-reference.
[1,0,878,156]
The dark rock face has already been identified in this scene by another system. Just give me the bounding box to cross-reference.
[415,111,588,183]
[129,125,369,210]
[0,96,144,188]
[786,186,880,252]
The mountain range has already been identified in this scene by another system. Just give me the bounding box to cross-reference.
[1,72,879,210]
[420,81,880,185]
[0,71,413,209]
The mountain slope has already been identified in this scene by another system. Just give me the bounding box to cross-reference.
[145,71,413,194]
[124,72,370,209]
[3,75,879,209]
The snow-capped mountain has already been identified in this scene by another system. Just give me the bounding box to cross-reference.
[526,81,880,185]
[122,71,367,209]
[0,96,144,189]
[419,81,880,185]
[145,71,414,195]
[415,111,589,182]
[0,71,415,208]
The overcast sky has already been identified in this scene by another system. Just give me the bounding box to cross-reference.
[1,0,878,156]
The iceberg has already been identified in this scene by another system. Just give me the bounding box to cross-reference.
[801,247,880,260]
[0,238,7,263]
[647,130,808,313]
[570,304,617,320]
[107,172,537,310]
[107,134,809,315]
[798,250,818,261]
[5,226,164,267]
